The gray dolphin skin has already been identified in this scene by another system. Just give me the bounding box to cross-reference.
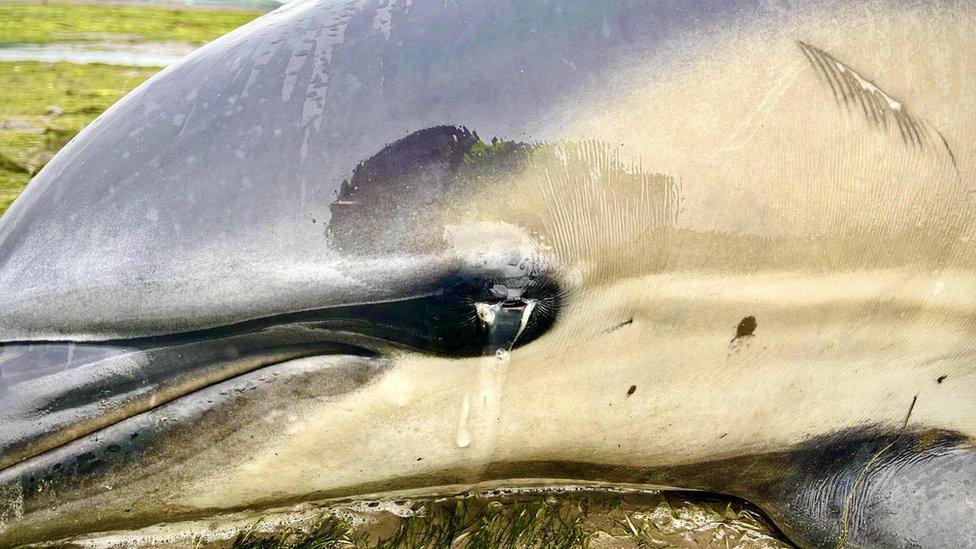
[1,0,976,546]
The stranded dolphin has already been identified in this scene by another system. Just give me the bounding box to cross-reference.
[1,0,975,546]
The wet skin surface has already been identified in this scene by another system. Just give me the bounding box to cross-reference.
[2,0,976,547]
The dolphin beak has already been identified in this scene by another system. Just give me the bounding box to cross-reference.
[0,280,551,544]
[0,326,387,544]
[0,322,382,472]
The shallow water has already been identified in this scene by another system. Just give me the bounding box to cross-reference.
[0,42,195,67]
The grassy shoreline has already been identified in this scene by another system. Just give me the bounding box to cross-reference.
[0,2,264,45]
[0,1,264,215]
[3,0,274,12]
[0,61,158,213]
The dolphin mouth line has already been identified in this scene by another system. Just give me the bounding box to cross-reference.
[0,343,386,491]
[0,321,389,474]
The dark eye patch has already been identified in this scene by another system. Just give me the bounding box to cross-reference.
[252,269,563,357]
[0,269,563,471]
[39,269,563,359]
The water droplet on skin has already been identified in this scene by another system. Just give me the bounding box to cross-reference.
[456,299,536,453]
[456,396,471,449]
[476,298,537,356]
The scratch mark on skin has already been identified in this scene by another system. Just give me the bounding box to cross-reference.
[799,41,916,140]
[797,41,957,171]
[902,394,918,429]
[937,130,958,169]
[178,104,196,136]
[604,318,633,334]
[835,394,918,548]
[719,58,804,154]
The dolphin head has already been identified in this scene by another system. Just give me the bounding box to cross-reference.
[2,0,976,546]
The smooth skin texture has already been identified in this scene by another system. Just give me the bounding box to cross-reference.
[0,1,974,547]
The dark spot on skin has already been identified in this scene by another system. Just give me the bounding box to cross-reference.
[416,457,423,461]
[719,433,728,439]
[130,432,139,440]
[937,375,947,384]
[367,501,379,507]
[627,385,637,396]
[735,316,757,339]
[106,444,121,453]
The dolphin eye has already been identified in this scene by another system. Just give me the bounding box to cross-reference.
[408,270,562,357]
[207,270,563,359]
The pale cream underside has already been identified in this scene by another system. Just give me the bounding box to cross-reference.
[171,3,976,509]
